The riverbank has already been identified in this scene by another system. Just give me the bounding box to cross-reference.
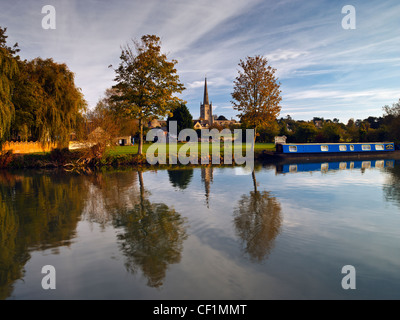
[0,147,267,170]
[2,145,400,170]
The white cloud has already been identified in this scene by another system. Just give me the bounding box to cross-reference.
[1,0,399,122]
[266,49,309,62]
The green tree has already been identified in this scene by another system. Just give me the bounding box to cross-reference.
[11,59,45,141]
[383,99,400,144]
[0,27,19,145]
[112,35,185,154]
[321,122,342,143]
[345,118,359,142]
[231,55,282,149]
[294,122,317,142]
[167,103,193,134]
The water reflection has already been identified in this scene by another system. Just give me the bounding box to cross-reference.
[384,160,400,208]
[80,170,189,288]
[2,162,400,299]
[112,171,188,288]
[167,168,193,190]
[201,167,213,208]
[275,159,395,174]
[83,169,141,226]
[0,170,87,299]
[233,171,282,262]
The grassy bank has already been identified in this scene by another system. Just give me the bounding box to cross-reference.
[106,142,275,156]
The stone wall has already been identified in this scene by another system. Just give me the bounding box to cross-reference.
[1,141,58,154]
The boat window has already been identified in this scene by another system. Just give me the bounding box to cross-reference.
[350,145,354,151]
[289,165,297,172]
[362,161,371,169]
[339,145,347,151]
[375,144,384,151]
[321,145,329,151]
[375,160,384,168]
[289,146,297,152]
[362,145,371,151]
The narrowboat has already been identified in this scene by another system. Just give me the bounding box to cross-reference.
[276,142,395,155]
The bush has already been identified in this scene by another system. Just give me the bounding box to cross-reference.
[0,150,14,168]
[50,148,73,164]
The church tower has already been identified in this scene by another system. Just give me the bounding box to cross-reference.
[200,77,213,126]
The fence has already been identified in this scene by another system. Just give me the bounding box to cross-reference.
[1,141,59,154]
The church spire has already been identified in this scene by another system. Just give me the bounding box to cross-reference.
[203,77,209,105]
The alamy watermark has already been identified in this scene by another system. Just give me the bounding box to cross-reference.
[342,5,356,30]
[42,5,56,30]
[341,265,356,290]
[41,265,56,290]
[145,121,255,173]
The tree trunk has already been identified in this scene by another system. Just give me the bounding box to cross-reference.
[252,126,257,154]
[138,118,143,155]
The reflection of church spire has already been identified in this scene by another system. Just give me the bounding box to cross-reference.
[201,167,213,208]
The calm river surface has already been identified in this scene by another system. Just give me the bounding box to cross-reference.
[1,159,400,300]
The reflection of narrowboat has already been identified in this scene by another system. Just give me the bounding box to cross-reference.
[276,142,395,154]
[276,159,395,174]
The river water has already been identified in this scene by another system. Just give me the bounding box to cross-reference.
[1,159,400,300]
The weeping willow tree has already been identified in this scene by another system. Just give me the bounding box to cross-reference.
[1,26,86,146]
[13,58,87,146]
[0,27,19,146]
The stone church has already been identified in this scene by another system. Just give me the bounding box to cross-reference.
[194,78,213,129]
[193,77,239,130]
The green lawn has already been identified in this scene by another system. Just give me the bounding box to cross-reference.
[106,142,275,156]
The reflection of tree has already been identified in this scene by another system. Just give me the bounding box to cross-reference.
[113,171,187,288]
[384,163,400,208]
[167,168,193,190]
[83,169,141,226]
[201,167,213,208]
[0,171,87,299]
[233,171,282,262]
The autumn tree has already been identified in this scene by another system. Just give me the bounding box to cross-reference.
[85,88,138,148]
[0,27,19,146]
[112,35,185,155]
[231,55,282,147]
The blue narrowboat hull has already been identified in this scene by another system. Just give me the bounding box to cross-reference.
[276,142,395,154]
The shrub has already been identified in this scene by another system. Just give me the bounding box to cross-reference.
[0,150,14,168]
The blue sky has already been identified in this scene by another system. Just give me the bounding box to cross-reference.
[1,0,399,123]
